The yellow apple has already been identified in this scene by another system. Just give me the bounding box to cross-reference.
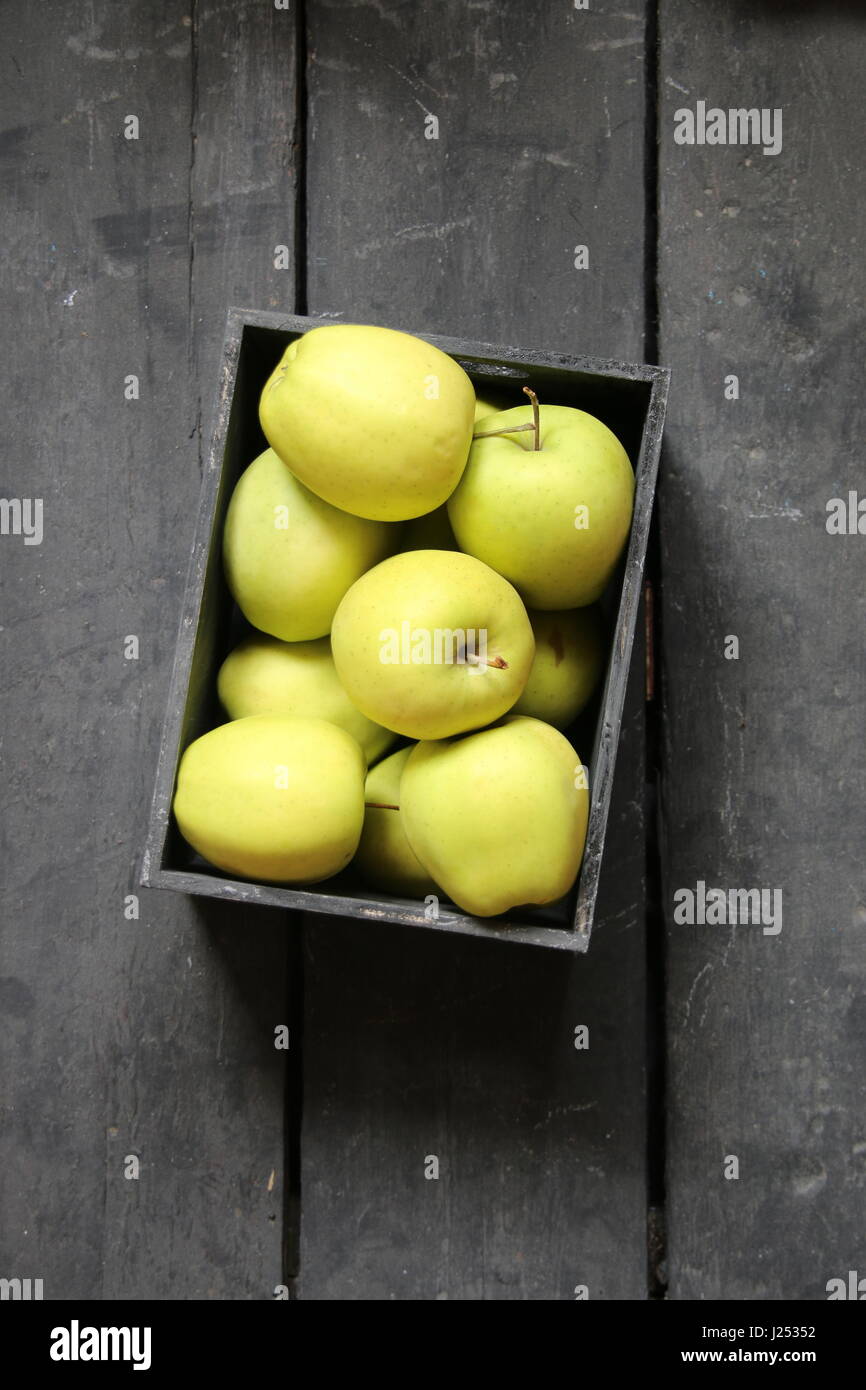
[511,607,605,728]
[473,395,500,422]
[400,716,589,917]
[217,633,396,764]
[354,746,438,897]
[259,324,475,521]
[330,549,535,740]
[222,448,393,641]
[448,401,634,608]
[173,714,365,883]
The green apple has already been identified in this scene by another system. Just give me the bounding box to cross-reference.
[330,549,535,740]
[400,504,457,552]
[259,324,476,521]
[354,746,438,897]
[223,448,392,641]
[401,716,589,917]
[173,715,365,883]
[217,633,396,764]
[511,606,605,728]
[448,396,634,608]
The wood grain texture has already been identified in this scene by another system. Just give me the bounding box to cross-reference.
[190,0,300,443]
[658,1,866,1298]
[0,0,298,1298]
[299,0,652,1299]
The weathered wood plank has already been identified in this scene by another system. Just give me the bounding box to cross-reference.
[658,2,866,1298]
[190,0,301,441]
[0,0,298,1298]
[300,0,652,1299]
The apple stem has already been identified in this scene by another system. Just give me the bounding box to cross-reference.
[471,387,542,450]
[463,653,508,669]
[365,801,400,810]
[472,421,536,440]
[523,386,541,450]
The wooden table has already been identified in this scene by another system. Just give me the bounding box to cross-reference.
[1,1,863,1300]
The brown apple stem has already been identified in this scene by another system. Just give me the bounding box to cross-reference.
[522,386,541,450]
[472,421,536,440]
[471,388,542,451]
[463,653,508,669]
[365,801,400,810]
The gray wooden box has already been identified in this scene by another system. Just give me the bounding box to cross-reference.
[142,309,669,951]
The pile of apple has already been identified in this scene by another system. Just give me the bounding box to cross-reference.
[172,325,634,919]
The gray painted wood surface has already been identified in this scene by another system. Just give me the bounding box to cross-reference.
[658,1,866,1299]
[4,0,861,1302]
[299,0,652,1299]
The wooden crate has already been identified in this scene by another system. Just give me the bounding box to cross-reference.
[141,309,669,951]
